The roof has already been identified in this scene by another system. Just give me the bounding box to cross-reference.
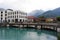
[7,9,13,11]
[27,16,36,19]
[27,16,39,20]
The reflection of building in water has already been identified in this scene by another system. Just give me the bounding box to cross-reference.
[0,9,27,23]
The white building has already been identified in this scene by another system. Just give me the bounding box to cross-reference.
[0,9,27,23]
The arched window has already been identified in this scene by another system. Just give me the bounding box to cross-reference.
[5,11,7,13]
[1,11,3,13]
[12,19,14,22]
[8,19,10,22]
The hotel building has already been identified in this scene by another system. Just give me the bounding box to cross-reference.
[0,9,27,23]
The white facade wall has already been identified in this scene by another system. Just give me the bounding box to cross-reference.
[0,11,6,23]
[0,9,27,23]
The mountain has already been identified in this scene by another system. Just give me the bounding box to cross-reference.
[0,8,5,11]
[28,10,44,17]
[40,7,60,18]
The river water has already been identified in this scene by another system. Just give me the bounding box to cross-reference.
[0,27,57,40]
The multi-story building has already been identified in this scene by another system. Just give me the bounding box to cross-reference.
[0,9,27,23]
[0,9,6,23]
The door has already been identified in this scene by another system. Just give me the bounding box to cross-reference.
[15,19,18,23]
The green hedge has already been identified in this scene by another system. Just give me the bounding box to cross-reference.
[58,32,60,40]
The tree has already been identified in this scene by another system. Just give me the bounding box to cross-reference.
[56,16,60,21]
[38,16,45,22]
[39,16,45,18]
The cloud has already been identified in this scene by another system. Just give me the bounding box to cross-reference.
[0,0,60,13]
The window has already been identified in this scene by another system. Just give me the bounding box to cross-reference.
[1,15,3,16]
[13,12,14,15]
[12,19,14,22]
[5,18,7,20]
[5,11,7,13]
[13,16,14,18]
[8,19,10,22]
[15,16,16,18]
[8,12,11,15]
[5,18,7,22]
[11,16,12,18]
[8,16,9,18]
[5,14,7,16]
[17,11,18,14]
[8,16,12,18]
[20,19,22,22]
[15,12,16,14]
[11,12,12,14]
[23,19,24,22]
[1,18,3,20]
[1,11,3,13]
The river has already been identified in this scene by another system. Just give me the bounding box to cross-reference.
[0,27,57,40]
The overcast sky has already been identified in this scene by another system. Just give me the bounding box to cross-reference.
[0,0,60,13]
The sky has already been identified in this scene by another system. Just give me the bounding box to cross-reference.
[0,0,60,13]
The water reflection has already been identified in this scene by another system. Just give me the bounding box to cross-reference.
[0,28,57,40]
[39,33,57,40]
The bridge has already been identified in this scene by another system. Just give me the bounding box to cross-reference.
[0,23,60,32]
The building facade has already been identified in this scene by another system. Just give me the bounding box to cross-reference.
[0,9,27,23]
